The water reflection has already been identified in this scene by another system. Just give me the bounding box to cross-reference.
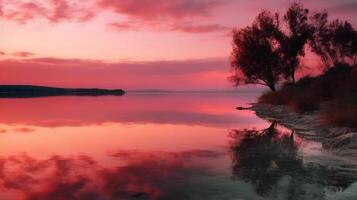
[0,150,249,200]
[0,93,260,128]
[230,122,357,199]
[0,93,356,199]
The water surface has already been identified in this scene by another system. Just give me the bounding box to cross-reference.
[0,92,356,200]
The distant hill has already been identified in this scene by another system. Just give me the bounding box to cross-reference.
[0,85,125,98]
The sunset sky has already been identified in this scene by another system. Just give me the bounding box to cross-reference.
[1,0,356,90]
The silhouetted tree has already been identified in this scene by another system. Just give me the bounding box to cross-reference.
[230,11,283,91]
[331,20,357,65]
[353,32,357,65]
[230,3,356,90]
[310,12,357,68]
[230,4,313,89]
[280,3,312,83]
[308,11,330,66]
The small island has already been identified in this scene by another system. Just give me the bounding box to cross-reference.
[0,85,125,98]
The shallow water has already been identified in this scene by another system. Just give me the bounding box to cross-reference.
[0,92,356,200]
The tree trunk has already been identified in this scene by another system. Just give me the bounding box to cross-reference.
[268,84,276,92]
[291,73,296,84]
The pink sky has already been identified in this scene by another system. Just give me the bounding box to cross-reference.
[0,0,356,90]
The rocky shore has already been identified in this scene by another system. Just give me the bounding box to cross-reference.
[250,103,357,156]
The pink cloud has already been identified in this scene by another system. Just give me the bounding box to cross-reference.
[0,0,96,24]
[48,0,96,23]
[1,0,228,33]
[0,53,322,90]
[171,23,229,33]
[13,127,36,133]
[108,21,139,31]
[109,21,229,33]
[98,0,221,20]
[99,0,228,33]
[12,51,35,57]
[0,57,230,90]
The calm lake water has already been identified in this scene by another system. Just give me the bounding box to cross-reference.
[0,92,356,200]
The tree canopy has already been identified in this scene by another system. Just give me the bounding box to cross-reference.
[230,2,357,91]
[280,3,312,83]
[230,11,282,91]
[310,12,357,68]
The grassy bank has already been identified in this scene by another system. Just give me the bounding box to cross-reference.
[259,64,357,129]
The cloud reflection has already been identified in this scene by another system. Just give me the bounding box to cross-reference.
[0,149,227,200]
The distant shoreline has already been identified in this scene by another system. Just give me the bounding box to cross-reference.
[127,88,266,94]
[0,85,125,98]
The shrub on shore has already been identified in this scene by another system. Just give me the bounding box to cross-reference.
[321,102,357,129]
[258,76,320,113]
[259,64,357,126]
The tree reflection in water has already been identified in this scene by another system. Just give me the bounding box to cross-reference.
[229,122,357,199]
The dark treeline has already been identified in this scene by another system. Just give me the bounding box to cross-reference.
[230,2,357,91]
[0,85,125,98]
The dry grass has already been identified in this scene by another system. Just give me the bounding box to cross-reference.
[321,102,357,129]
[259,78,320,113]
[259,64,357,128]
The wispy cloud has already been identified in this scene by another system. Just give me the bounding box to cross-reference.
[0,57,230,89]
[0,0,96,24]
[171,23,229,33]
[108,21,229,33]
[97,0,222,20]
[0,0,229,33]
[99,0,229,33]
[12,51,35,57]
